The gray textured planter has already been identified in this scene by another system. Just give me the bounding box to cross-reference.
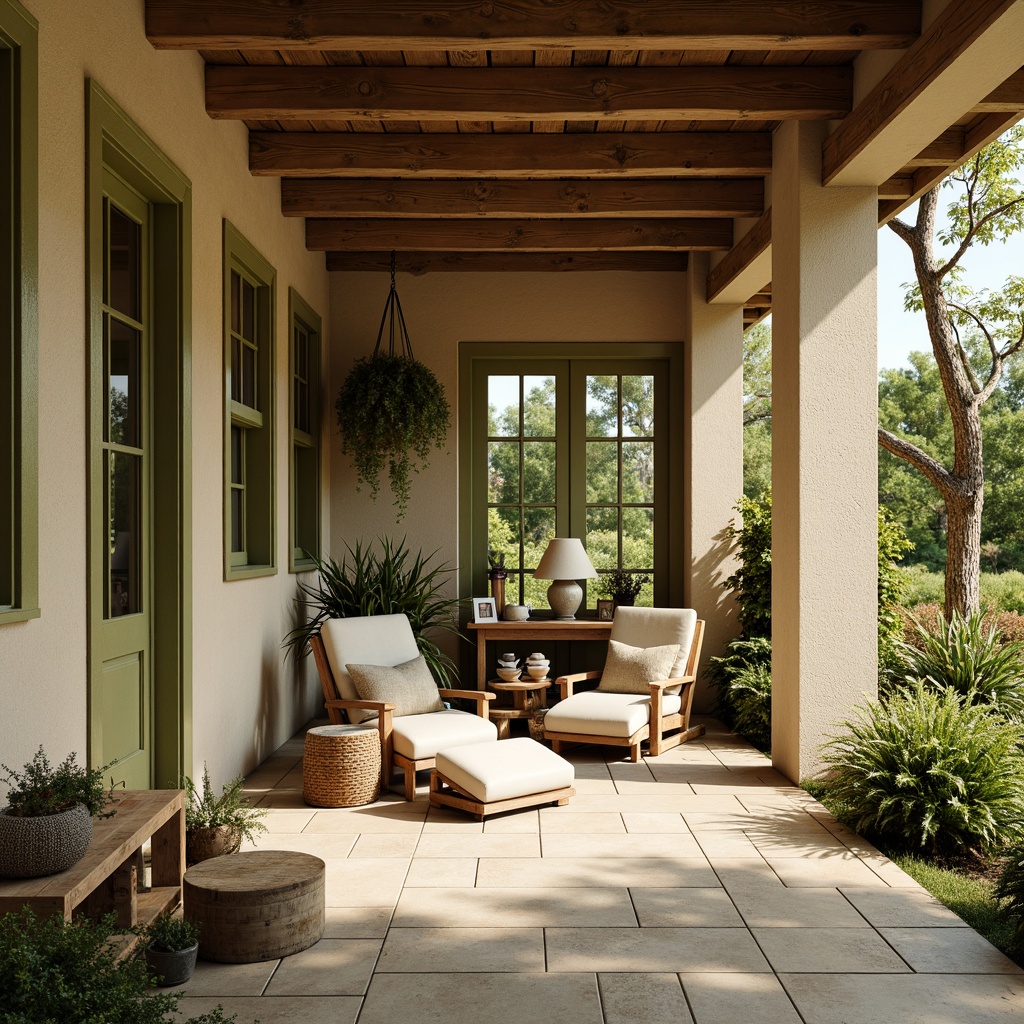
[0,803,93,878]
[145,942,199,987]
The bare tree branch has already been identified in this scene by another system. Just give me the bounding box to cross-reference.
[887,215,916,246]
[878,427,953,495]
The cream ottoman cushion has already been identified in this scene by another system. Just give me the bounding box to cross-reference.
[435,737,574,804]
[544,690,682,739]
[391,710,497,760]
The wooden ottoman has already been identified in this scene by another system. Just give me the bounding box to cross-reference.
[429,736,575,820]
[184,850,325,963]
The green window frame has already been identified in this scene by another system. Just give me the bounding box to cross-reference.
[223,221,276,579]
[288,288,322,573]
[0,0,38,624]
[460,342,685,615]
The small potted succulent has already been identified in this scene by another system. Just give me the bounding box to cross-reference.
[138,913,200,987]
[0,747,116,879]
[183,763,267,865]
[599,569,651,608]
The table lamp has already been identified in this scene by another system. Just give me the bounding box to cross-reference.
[533,538,599,620]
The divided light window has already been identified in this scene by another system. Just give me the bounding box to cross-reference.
[223,221,275,579]
[288,288,321,572]
[0,0,38,623]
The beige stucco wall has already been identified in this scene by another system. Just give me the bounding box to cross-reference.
[328,269,739,708]
[0,0,329,792]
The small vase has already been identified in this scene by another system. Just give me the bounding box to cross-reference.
[146,942,199,987]
[488,568,507,618]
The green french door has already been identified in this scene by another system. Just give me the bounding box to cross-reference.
[89,173,153,790]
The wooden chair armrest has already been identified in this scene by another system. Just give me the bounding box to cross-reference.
[442,689,496,703]
[325,698,397,713]
[648,675,696,692]
[556,670,601,699]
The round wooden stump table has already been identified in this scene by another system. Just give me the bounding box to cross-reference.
[184,850,325,963]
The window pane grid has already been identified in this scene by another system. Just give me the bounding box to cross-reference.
[229,268,259,412]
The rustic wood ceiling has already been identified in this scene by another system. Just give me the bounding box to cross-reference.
[145,2,1023,323]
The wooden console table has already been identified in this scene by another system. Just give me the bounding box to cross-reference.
[467,620,612,690]
[0,789,185,956]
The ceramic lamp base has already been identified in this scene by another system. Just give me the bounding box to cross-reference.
[547,579,583,620]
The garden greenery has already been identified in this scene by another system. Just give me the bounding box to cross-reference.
[183,763,267,843]
[138,913,200,953]
[996,845,1024,945]
[1,747,116,818]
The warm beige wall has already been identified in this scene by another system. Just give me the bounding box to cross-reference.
[0,0,329,791]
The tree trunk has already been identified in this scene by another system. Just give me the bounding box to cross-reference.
[944,489,983,617]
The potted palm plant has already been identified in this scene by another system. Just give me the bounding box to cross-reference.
[0,747,115,878]
[139,913,200,987]
[183,764,267,866]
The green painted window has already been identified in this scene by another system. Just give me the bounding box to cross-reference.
[223,222,275,579]
[462,344,684,614]
[288,288,321,572]
[0,0,38,624]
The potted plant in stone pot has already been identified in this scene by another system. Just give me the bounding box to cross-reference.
[138,913,200,988]
[599,569,651,609]
[183,763,267,866]
[0,747,116,879]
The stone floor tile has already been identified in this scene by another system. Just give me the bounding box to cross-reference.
[403,857,478,888]
[358,972,604,1024]
[377,926,545,973]
[780,974,1024,1024]
[392,886,638,928]
[162,958,277,996]
[681,972,803,1024]
[258,809,316,832]
[546,927,770,973]
[608,762,657,782]
[599,973,694,1024]
[879,927,1024,974]
[175,995,361,1023]
[752,927,911,973]
[566,794,747,813]
[254,790,315,809]
[304,810,425,834]
[731,888,870,928]
[615,780,698,796]
[630,887,745,927]
[349,833,420,858]
[422,809,485,832]
[476,856,718,889]
[415,833,540,858]
[541,832,704,859]
[323,906,393,939]
[709,857,782,893]
[839,887,965,928]
[484,809,539,832]
[682,811,753,832]
[741,831,853,857]
[692,831,762,858]
[621,812,690,833]
[861,852,925,887]
[539,810,627,833]
[246,831,356,858]
[763,853,891,888]
[571,777,619,795]
[323,858,409,907]
[264,938,382,996]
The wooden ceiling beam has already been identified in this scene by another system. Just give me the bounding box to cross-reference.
[306,217,733,252]
[705,207,771,304]
[147,1,921,52]
[971,67,1024,112]
[281,177,765,219]
[207,65,852,122]
[251,131,773,178]
[326,251,690,273]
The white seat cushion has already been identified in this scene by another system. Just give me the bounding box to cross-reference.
[544,691,682,739]
[436,737,574,804]
[392,710,497,760]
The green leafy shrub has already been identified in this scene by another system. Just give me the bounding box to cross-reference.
[138,913,200,953]
[878,508,914,675]
[705,637,772,731]
[1,747,115,818]
[897,565,946,607]
[183,763,267,843]
[822,682,1024,857]
[285,536,462,687]
[728,661,772,752]
[0,907,232,1024]
[902,603,1024,647]
[723,492,772,640]
[895,610,1024,721]
[982,570,1024,614]
[996,844,1024,945]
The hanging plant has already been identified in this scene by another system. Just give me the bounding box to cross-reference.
[335,253,450,519]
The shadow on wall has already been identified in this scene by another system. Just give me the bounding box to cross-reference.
[252,644,282,771]
[690,524,740,712]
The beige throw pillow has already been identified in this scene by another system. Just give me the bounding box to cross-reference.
[596,640,680,695]
[346,656,444,718]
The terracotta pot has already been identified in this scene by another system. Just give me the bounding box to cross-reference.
[146,942,199,987]
[185,825,241,865]
[0,803,93,878]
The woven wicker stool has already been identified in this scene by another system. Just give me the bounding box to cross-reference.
[303,724,381,807]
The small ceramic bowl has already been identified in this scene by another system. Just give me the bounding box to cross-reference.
[527,652,547,663]
[526,665,549,680]
[497,667,523,682]
[500,653,517,662]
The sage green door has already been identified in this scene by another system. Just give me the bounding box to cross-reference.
[89,174,152,790]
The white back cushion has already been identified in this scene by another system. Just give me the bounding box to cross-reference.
[320,614,421,723]
[609,607,698,679]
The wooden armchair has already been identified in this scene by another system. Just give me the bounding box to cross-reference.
[310,614,495,800]
[544,608,705,763]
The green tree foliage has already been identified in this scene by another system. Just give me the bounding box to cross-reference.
[723,492,773,640]
[742,322,772,497]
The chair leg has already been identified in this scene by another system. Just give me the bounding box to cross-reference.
[403,765,416,801]
[629,743,641,763]
[551,739,563,754]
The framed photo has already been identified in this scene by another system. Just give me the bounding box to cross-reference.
[596,599,615,621]
[472,597,498,623]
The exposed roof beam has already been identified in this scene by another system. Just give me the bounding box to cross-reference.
[706,208,771,304]
[251,131,773,178]
[306,217,733,252]
[281,177,764,219]
[326,252,689,273]
[147,1,921,52]
[971,67,1024,112]
[823,0,1024,186]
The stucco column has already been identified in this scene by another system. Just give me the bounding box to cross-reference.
[684,252,743,712]
[771,120,878,781]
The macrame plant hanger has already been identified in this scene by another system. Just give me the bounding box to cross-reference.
[372,251,415,360]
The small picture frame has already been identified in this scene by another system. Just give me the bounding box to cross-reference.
[596,599,615,621]
[472,597,498,623]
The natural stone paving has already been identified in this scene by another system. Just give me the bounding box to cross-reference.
[173,717,1024,1023]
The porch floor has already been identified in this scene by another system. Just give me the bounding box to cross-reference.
[174,717,1023,1023]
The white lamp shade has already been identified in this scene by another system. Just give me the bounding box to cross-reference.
[533,538,598,581]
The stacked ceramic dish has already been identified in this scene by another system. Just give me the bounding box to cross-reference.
[496,653,522,682]
[525,652,550,680]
